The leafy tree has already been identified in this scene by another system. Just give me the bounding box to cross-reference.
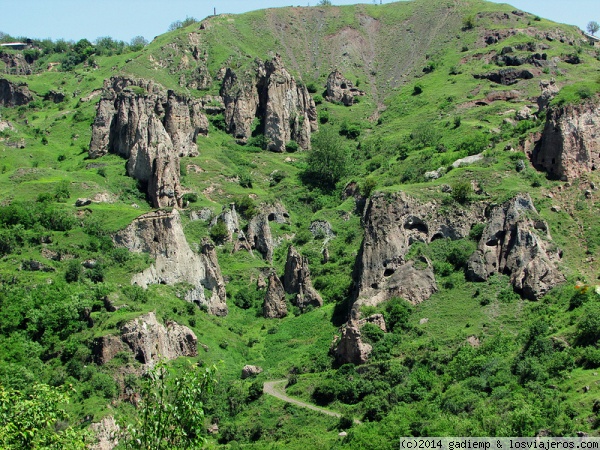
[54,180,71,202]
[130,36,148,52]
[0,383,90,449]
[587,21,600,36]
[451,180,473,204]
[318,0,333,5]
[304,128,350,189]
[210,220,229,244]
[124,361,217,449]
[65,260,82,283]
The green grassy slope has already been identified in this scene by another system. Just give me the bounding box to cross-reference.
[1,0,600,446]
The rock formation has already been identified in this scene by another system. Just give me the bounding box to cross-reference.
[325,70,365,106]
[537,79,559,111]
[220,54,317,151]
[210,203,240,242]
[466,194,564,300]
[263,272,287,318]
[241,365,263,379]
[283,245,323,310]
[92,312,197,365]
[0,52,34,75]
[354,192,485,308]
[531,94,600,180]
[0,78,33,106]
[90,416,120,450]
[332,314,386,365]
[243,202,291,261]
[113,209,228,316]
[474,68,534,85]
[88,77,209,208]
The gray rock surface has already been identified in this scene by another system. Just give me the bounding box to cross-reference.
[220,55,317,151]
[93,312,197,366]
[114,209,227,316]
[0,78,33,106]
[263,272,287,318]
[88,77,209,207]
[325,70,365,106]
[283,245,323,310]
[532,94,600,180]
[354,192,485,308]
[89,415,120,450]
[241,365,263,379]
[466,194,564,299]
[210,203,240,242]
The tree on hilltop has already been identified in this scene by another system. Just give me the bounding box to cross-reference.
[587,21,600,36]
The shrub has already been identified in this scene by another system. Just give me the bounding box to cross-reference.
[235,196,258,220]
[210,220,229,244]
[65,260,82,283]
[451,180,473,204]
[413,84,423,95]
[469,223,486,242]
[313,94,323,105]
[54,180,70,202]
[318,110,330,124]
[306,82,319,93]
[285,140,299,153]
[385,297,412,332]
[248,380,263,401]
[304,128,350,189]
[238,171,253,188]
[339,121,361,139]
[463,15,475,30]
[182,193,198,203]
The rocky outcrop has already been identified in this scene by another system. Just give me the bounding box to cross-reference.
[0,52,34,75]
[354,192,486,308]
[531,94,600,180]
[220,54,317,151]
[92,312,197,365]
[88,77,209,208]
[474,68,534,85]
[332,314,386,365]
[283,246,323,310]
[114,209,227,316]
[466,194,564,300]
[241,365,263,379]
[263,273,287,318]
[210,203,240,242]
[537,79,559,111]
[325,70,365,106]
[90,416,120,450]
[244,202,291,261]
[0,78,33,106]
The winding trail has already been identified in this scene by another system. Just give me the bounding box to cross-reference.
[263,379,361,424]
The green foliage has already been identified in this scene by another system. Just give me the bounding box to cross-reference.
[235,196,258,220]
[65,260,82,283]
[285,140,299,153]
[463,15,476,30]
[457,132,489,156]
[54,180,71,202]
[318,110,330,124]
[210,220,229,244]
[182,193,198,204]
[587,21,600,36]
[384,297,412,332]
[313,94,323,105]
[318,0,332,5]
[339,121,361,139]
[412,83,423,95]
[304,128,350,189]
[469,223,486,242]
[0,384,89,449]
[233,285,262,309]
[123,361,216,449]
[451,180,473,204]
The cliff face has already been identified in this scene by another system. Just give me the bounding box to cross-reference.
[89,77,209,208]
[532,94,600,180]
[466,194,564,300]
[220,55,317,152]
[93,312,197,365]
[0,78,33,106]
[283,245,323,310]
[113,209,228,316]
[354,192,486,308]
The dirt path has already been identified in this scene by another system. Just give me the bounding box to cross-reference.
[263,379,361,424]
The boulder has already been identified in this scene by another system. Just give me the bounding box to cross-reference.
[283,245,323,310]
[114,209,227,316]
[75,198,92,207]
[332,321,372,365]
[263,273,287,318]
[241,365,263,379]
[531,94,600,180]
[325,70,365,106]
[466,194,564,299]
[0,78,33,107]
[474,69,534,85]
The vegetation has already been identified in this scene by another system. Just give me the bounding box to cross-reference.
[1,0,600,447]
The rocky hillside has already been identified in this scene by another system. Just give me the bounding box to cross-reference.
[1,0,600,447]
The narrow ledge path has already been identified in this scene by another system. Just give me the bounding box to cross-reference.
[263,379,361,424]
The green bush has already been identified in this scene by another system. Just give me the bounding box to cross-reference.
[285,140,299,153]
[469,223,486,242]
[318,110,330,124]
[235,196,258,220]
[182,193,198,203]
[65,260,82,283]
[451,180,473,204]
[313,94,323,105]
[210,220,229,244]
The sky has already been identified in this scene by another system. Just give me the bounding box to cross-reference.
[0,0,597,43]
